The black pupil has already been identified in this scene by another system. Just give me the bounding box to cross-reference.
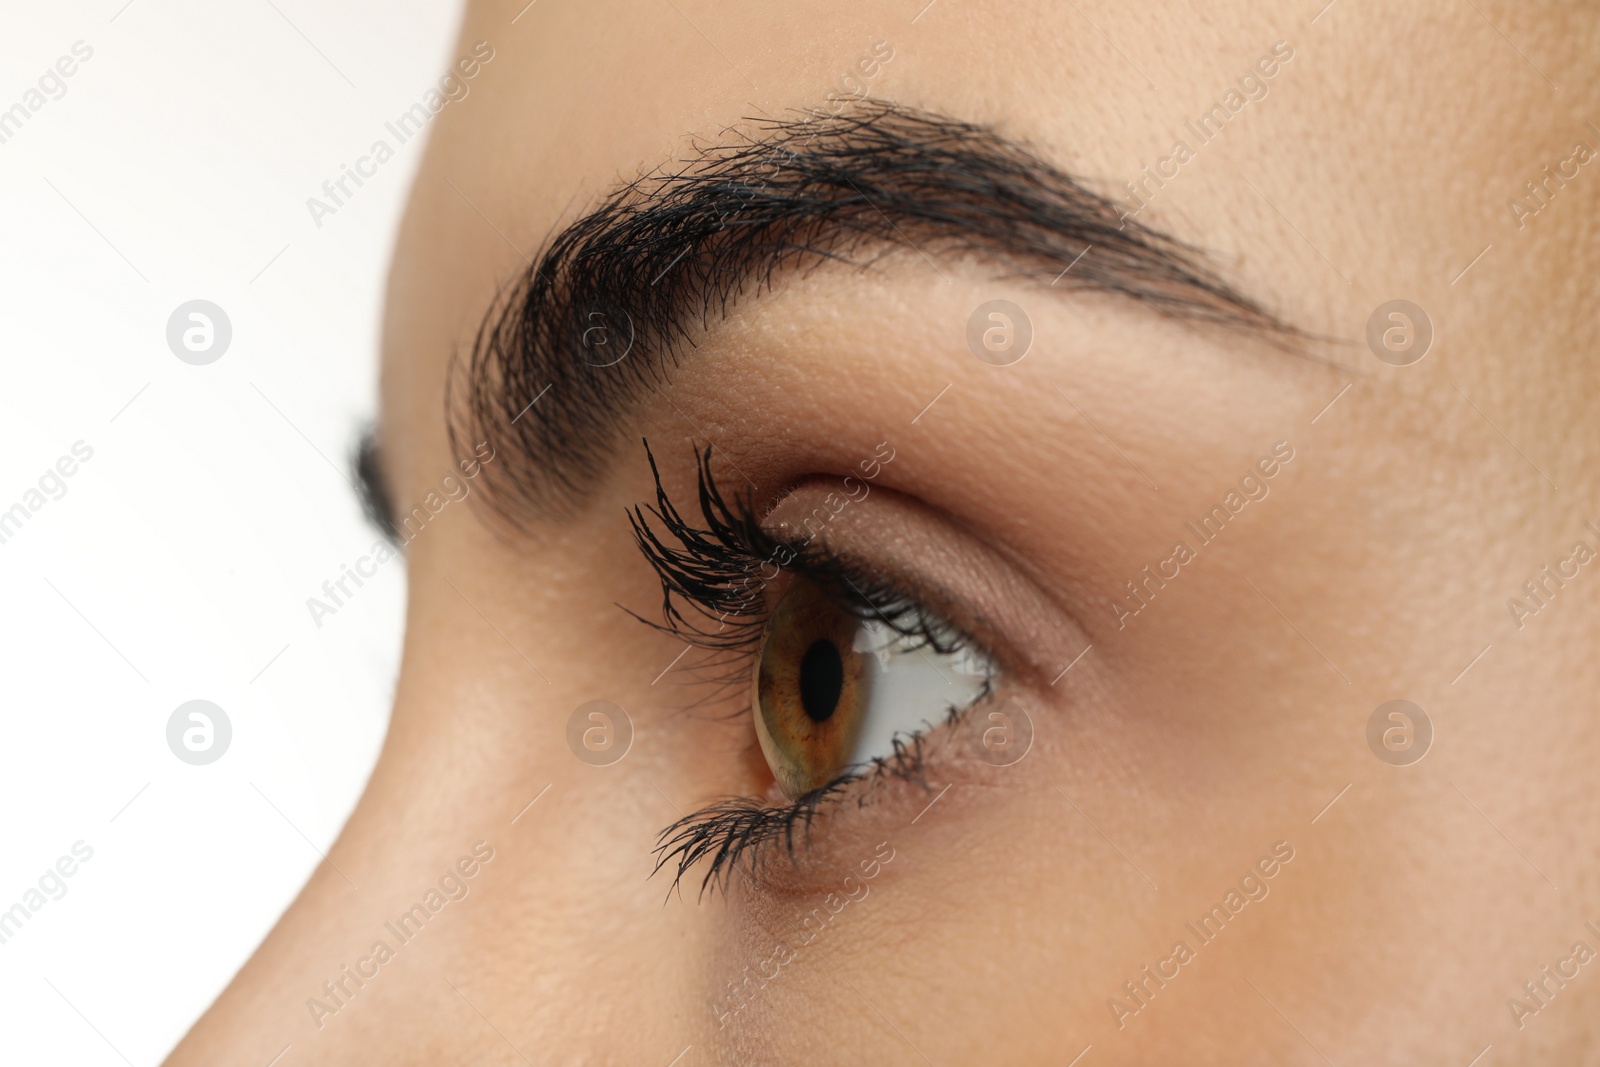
[798,639,844,723]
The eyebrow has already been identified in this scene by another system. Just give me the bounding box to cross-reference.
[442,100,1297,523]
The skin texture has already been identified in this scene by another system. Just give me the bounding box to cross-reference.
[167,1,1600,1064]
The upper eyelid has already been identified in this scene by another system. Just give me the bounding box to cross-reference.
[630,436,1074,708]
[765,480,1075,690]
[628,441,987,665]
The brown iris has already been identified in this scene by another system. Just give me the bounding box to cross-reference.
[752,578,869,798]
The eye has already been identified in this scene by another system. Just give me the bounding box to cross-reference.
[631,443,1015,894]
[752,576,993,799]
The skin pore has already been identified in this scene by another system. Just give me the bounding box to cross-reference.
[167,1,1600,1064]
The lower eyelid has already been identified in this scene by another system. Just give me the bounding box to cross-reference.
[654,681,1001,897]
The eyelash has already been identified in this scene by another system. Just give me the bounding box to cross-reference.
[627,441,990,898]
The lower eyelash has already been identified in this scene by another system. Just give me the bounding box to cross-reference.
[625,440,988,897]
[653,773,861,900]
[652,719,950,899]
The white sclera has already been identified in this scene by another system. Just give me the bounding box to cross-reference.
[846,620,992,768]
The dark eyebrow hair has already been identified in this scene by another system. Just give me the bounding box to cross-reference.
[449,100,1298,521]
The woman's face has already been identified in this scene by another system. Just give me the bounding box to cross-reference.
[170,1,1600,1063]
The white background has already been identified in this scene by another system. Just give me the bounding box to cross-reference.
[0,2,465,1061]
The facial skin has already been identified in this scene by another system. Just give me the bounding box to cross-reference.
[166,2,1600,1064]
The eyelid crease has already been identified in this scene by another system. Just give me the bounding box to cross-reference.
[763,478,1082,692]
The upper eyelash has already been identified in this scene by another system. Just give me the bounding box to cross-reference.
[626,440,968,668]
[625,440,984,898]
